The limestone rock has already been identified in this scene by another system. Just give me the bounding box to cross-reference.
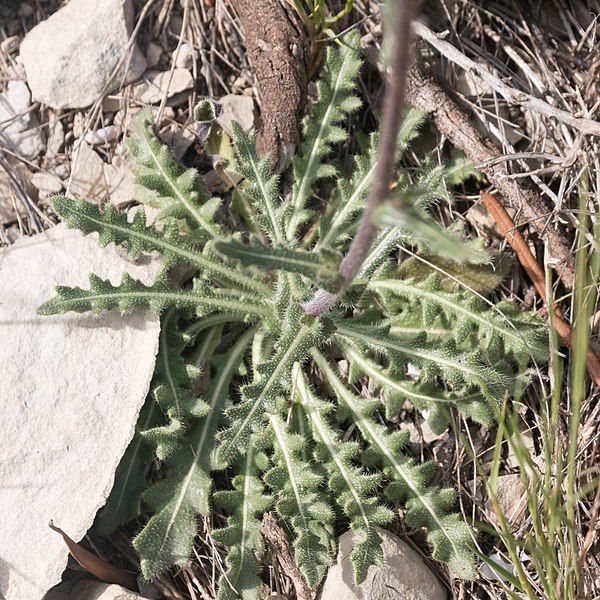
[0,224,161,600]
[31,172,63,199]
[46,114,65,159]
[19,0,146,109]
[172,42,194,69]
[132,69,194,105]
[216,94,256,136]
[145,42,163,68]
[68,142,106,203]
[319,528,447,600]
[105,153,136,208]
[0,79,44,159]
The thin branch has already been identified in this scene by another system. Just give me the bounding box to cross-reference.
[413,21,600,137]
[479,191,600,387]
[403,65,576,290]
[304,0,417,317]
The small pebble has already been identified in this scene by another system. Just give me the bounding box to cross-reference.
[31,172,63,197]
[145,41,162,68]
[83,125,120,146]
[172,42,194,69]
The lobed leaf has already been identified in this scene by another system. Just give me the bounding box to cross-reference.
[133,330,254,579]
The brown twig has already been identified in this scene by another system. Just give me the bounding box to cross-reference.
[261,512,313,600]
[304,0,418,317]
[479,191,600,387]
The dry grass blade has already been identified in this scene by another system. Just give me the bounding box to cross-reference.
[413,21,600,137]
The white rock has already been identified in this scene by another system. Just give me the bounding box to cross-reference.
[45,580,148,600]
[216,94,256,136]
[46,114,65,158]
[318,528,446,600]
[68,142,107,202]
[132,69,194,105]
[31,171,63,198]
[0,224,161,600]
[0,79,45,159]
[83,124,120,146]
[19,0,146,109]
[172,42,194,70]
[104,154,136,207]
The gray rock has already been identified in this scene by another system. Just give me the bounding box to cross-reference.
[68,141,106,203]
[131,69,194,105]
[145,42,163,69]
[0,224,161,600]
[19,0,146,109]
[104,153,136,208]
[31,171,63,198]
[216,94,257,136]
[319,528,447,600]
[0,80,45,159]
[46,113,65,159]
[172,42,194,70]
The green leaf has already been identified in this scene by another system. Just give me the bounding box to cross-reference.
[213,443,273,600]
[335,321,509,406]
[128,109,223,239]
[312,349,476,579]
[215,240,342,293]
[286,30,362,241]
[49,196,271,296]
[370,275,547,364]
[231,122,285,244]
[38,273,273,320]
[294,364,393,583]
[215,304,329,465]
[374,202,480,263]
[133,329,254,579]
[265,415,334,586]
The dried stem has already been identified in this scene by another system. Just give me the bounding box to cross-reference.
[413,21,600,137]
[261,512,313,600]
[480,191,600,386]
[403,65,575,290]
[304,0,418,316]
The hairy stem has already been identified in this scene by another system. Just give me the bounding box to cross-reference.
[304,0,417,316]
